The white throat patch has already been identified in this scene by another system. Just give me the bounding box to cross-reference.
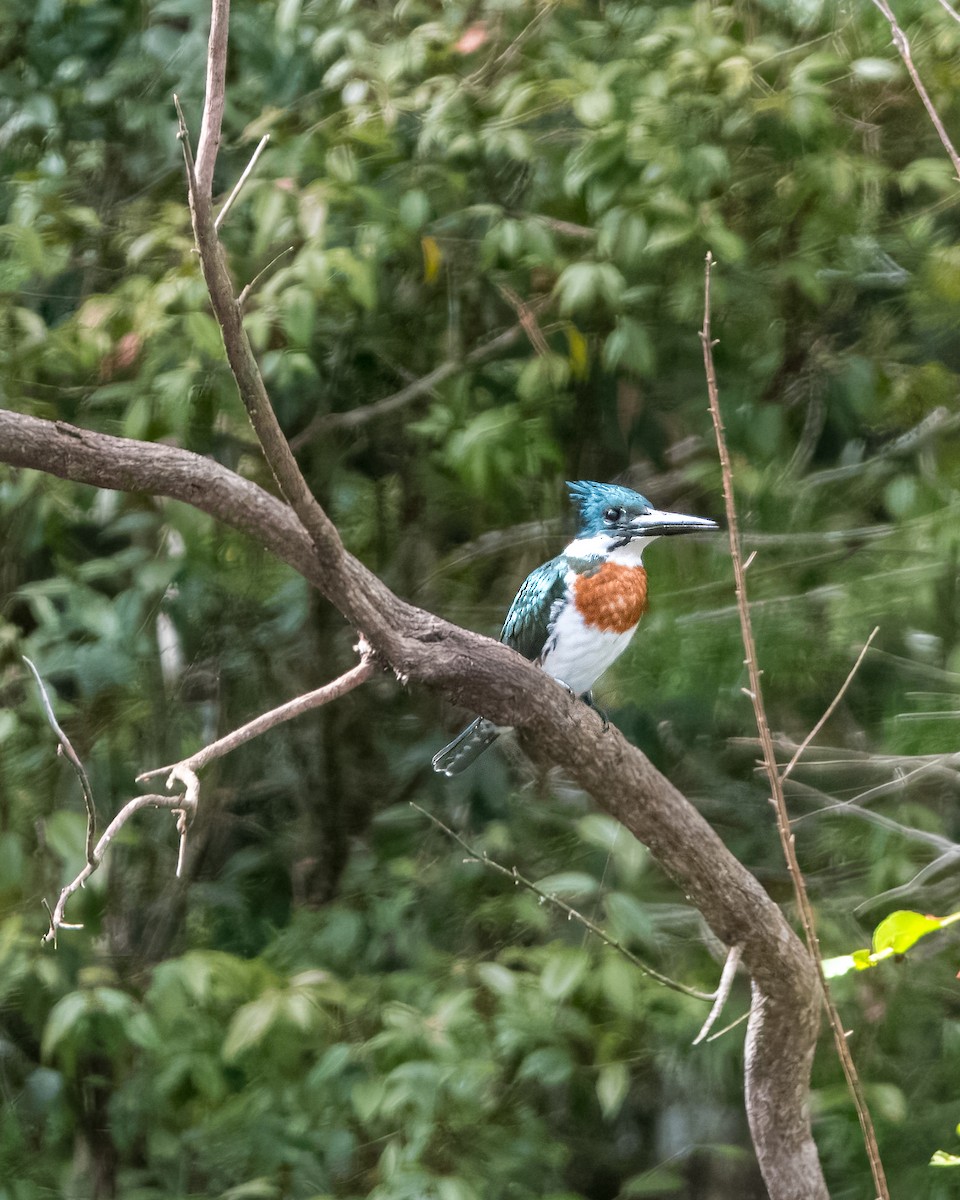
[564,533,654,565]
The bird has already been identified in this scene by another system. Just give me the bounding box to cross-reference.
[432,479,718,775]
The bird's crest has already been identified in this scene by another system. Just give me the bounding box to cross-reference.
[566,480,652,535]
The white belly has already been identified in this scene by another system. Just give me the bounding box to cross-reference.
[539,601,638,696]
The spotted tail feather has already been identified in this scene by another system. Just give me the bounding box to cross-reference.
[432,718,502,775]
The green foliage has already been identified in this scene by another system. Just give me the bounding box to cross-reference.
[3,0,960,1195]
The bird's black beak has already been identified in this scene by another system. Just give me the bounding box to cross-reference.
[628,508,719,537]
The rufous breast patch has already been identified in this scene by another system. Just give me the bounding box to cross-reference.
[573,562,648,634]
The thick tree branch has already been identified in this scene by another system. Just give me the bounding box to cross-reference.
[0,405,826,1198]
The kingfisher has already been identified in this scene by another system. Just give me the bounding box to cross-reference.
[432,480,718,775]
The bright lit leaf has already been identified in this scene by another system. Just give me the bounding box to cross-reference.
[872,911,944,957]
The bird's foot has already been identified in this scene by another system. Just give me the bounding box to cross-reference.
[581,691,610,728]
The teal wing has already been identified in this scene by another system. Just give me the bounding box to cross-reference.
[500,557,568,662]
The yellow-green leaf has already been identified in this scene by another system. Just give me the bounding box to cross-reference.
[872,910,943,956]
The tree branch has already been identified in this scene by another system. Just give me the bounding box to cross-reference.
[780,626,879,783]
[1,402,827,1197]
[176,85,344,568]
[0,1,840,1190]
[23,656,97,866]
[38,654,374,942]
[215,133,270,231]
[41,793,188,946]
[701,251,888,1200]
[194,0,229,197]
[869,0,960,179]
[139,654,375,779]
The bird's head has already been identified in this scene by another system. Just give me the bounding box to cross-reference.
[566,480,718,556]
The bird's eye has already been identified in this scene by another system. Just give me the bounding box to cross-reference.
[603,507,623,524]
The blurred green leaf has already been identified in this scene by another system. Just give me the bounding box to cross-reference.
[540,949,587,1000]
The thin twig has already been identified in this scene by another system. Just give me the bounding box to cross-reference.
[700,252,890,1200]
[215,134,270,231]
[934,0,960,26]
[705,1010,750,1043]
[43,656,373,945]
[238,246,294,309]
[411,802,716,1002]
[869,0,960,179]
[23,656,97,866]
[780,627,879,783]
[783,775,957,853]
[42,793,188,945]
[138,655,375,780]
[790,754,945,824]
[173,94,201,200]
[521,213,596,240]
[176,77,344,562]
[497,284,549,357]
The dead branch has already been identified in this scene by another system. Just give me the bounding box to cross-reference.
[175,78,344,566]
[693,945,743,1046]
[935,0,960,26]
[39,654,375,944]
[139,654,375,780]
[42,793,187,946]
[194,0,229,197]
[869,0,960,179]
[215,133,270,231]
[701,251,889,1200]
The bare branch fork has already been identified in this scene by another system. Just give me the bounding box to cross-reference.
[41,793,189,947]
[34,653,374,944]
[700,252,890,1199]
